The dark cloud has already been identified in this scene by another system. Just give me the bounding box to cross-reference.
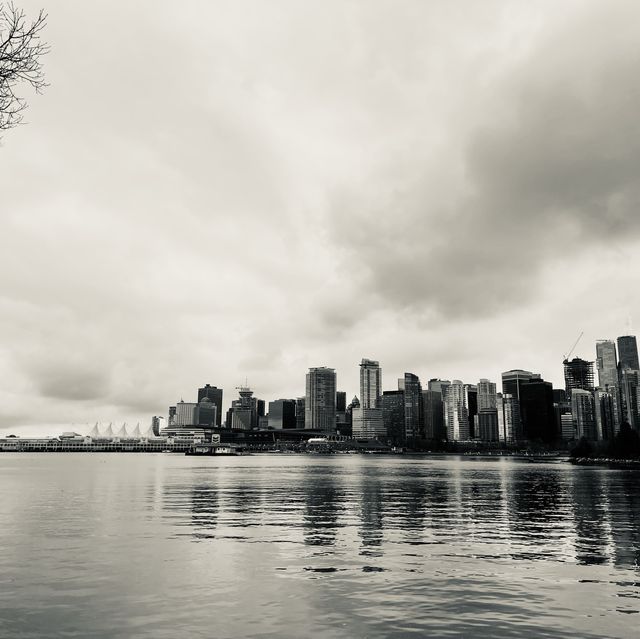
[332,1,640,318]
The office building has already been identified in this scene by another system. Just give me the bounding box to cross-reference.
[401,373,422,441]
[596,341,618,389]
[594,389,616,441]
[423,389,445,440]
[268,399,297,430]
[352,408,385,439]
[360,359,382,408]
[476,410,499,442]
[619,367,640,430]
[572,389,597,440]
[175,400,198,426]
[353,359,383,439]
[502,370,540,401]
[197,385,223,426]
[617,335,639,371]
[519,378,556,442]
[477,379,497,411]
[464,384,478,438]
[295,397,305,429]
[197,398,217,427]
[445,380,469,441]
[496,393,521,443]
[336,391,346,413]
[305,367,337,431]
[382,390,405,445]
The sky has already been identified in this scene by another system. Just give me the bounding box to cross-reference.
[2,0,640,436]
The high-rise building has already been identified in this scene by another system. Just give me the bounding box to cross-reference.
[617,335,639,371]
[422,389,445,440]
[464,384,478,438]
[336,391,347,413]
[564,358,595,396]
[445,380,469,441]
[572,389,597,440]
[168,406,177,426]
[596,341,618,389]
[229,386,258,431]
[401,373,422,441]
[496,393,521,443]
[381,390,404,445]
[519,378,556,442]
[197,398,217,427]
[502,370,540,401]
[353,359,383,439]
[476,410,499,442]
[295,397,305,429]
[305,367,337,431]
[477,379,497,411]
[175,400,198,426]
[594,389,616,441]
[619,367,640,430]
[352,408,385,439]
[197,385,223,426]
[360,359,382,408]
[268,399,297,430]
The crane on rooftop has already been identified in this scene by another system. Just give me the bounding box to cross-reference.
[563,331,584,363]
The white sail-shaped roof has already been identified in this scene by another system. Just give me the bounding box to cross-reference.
[103,423,114,437]
[131,423,142,437]
[144,424,157,438]
[88,422,100,437]
[116,423,129,438]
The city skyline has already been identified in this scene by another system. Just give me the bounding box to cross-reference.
[3,1,640,436]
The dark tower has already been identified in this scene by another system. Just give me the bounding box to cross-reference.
[198,385,223,426]
[617,335,639,371]
[563,358,595,396]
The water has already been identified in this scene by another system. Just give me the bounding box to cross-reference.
[0,454,638,638]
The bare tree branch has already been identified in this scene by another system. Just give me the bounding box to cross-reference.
[0,2,48,132]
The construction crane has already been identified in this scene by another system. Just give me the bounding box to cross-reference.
[563,331,584,363]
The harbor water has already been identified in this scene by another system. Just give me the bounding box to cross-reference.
[0,454,638,638]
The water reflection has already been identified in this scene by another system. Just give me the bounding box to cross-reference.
[160,459,640,576]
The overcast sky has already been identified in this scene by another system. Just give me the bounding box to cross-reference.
[2,0,640,435]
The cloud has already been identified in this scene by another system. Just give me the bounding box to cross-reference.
[330,0,640,318]
[2,0,640,433]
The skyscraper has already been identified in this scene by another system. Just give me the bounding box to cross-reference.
[619,367,640,430]
[563,358,595,396]
[596,341,618,389]
[359,359,382,408]
[305,367,337,431]
[519,378,556,442]
[496,393,521,443]
[617,335,639,371]
[230,386,257,430]
[445,380,469,441]
[464,384,478,438]
[477,379,497,411]
[422,389,445,440]
[382,390,404,445]
[502,370,540,401]
[268,399,296,430]
[352,359,384,439]
[572,389,597,440]
[401,373,422,442]
[197,385,223,426]
[594,389,616,441]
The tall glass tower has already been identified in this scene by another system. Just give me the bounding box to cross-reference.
[617,335,639,371]
[305,367,337,431]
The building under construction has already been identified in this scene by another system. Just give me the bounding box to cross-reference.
[563,357,595,396]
